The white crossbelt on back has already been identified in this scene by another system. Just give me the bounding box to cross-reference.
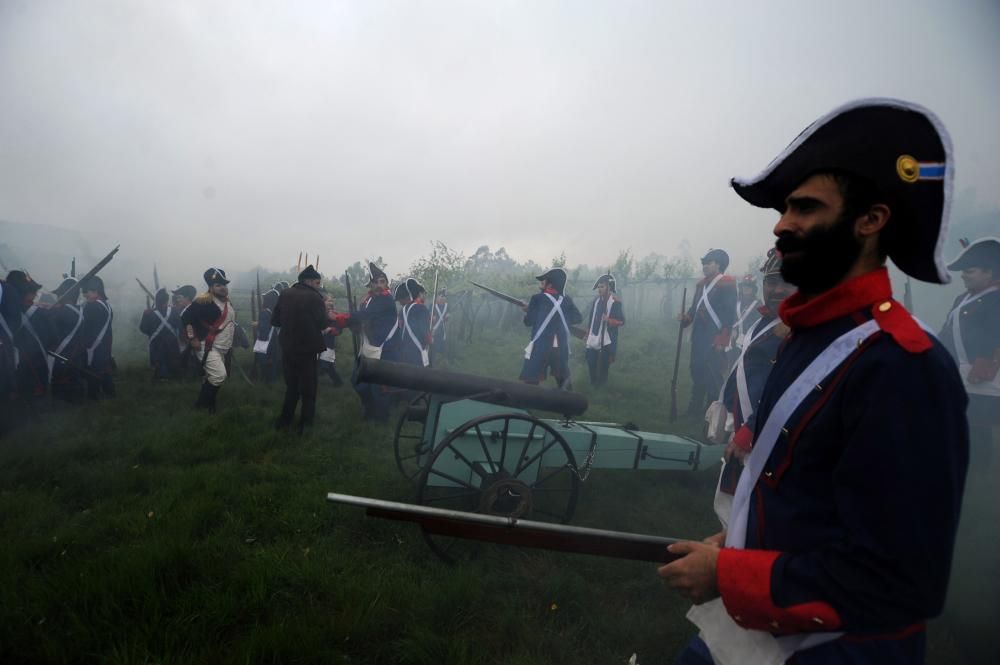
[734,317,780,420]
[402,303,430,367]
[697,274,724,329]
[51,305,84,381]
[21,306,55,376]
[524,293,569,359]
[689,319,881,665]
[86,300,113,366]
[150,306,177,342]
[586,296,614,350]
[948,286,1000,396]
[0,298,17,368]
[734,298,760,344]
[432,303,447,338]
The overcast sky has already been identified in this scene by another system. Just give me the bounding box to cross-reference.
[1,0,998,279]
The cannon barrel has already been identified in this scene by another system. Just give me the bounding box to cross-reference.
[357,358,588,416]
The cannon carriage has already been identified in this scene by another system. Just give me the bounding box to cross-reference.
[358,359,719,561]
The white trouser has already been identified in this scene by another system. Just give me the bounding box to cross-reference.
[204,347,229,387]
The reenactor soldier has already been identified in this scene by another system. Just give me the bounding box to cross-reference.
[319,292,344,387]
[395,278,431,368]
[182,268,236,412]
[939,237,1000,473]
[730,273,762,359]
[584,273,625,387]
[253,288,282,384]
[171,285,198,377]
[0,276,23,435]
[48,277,86,403]
[339,262,397,421]
[6,271,51,415]
[271,265,331,432]
[681,249,737,417]
[519,267,583,389]
[661,99,968,665]
[78,275,115,399]
[430,288,449,364]
[139,287,181,381]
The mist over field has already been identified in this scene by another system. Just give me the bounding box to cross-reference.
[1,1,998,663]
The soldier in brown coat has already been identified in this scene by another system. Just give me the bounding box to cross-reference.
[271,265,330,432]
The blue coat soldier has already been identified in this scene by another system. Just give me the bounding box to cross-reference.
[660,99,969,665]
[939,237,1000,473]
[139,287,182,381]
[0,276,24,435]
[253,288,282,384]
[430,288,449,365]
[728,273,763,364]
[519,267,583,389]
[47,278,87,402]
[341,262,397,421]
[682,249,738,417]
[6,271,52,414]
[395,278,431,368]
[713,249,795,518]
[584,273,625,387]
[76,275,115,400]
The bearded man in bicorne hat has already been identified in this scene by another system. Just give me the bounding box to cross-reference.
[660,99,969,665]
[182,268,237,412]
[519,267,583,389]
[584,273,625,387]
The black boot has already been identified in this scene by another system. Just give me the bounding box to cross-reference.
[194,381,212,409]
[205,383,219,414]
[297,397,316,434]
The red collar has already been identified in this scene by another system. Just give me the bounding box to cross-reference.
[780,268,891,329]
[543,286,560,296]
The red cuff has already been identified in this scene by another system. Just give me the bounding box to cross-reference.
[732,425,753,451]
[717,548,842,633]
[607,318,623,327]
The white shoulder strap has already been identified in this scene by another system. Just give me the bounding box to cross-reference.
[696,274,724,329]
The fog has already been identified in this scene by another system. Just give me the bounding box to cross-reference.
[1,0,999,290]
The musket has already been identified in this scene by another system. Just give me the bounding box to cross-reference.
[71,257,76,278]
[48,350,102,381]
[135,277,156,302]
[327,493,683,564]
[255,271,263,315]
[344,271,360,358]
[471,281,587,340]
[668,287,688,423]
[153,264,160,291]
[56,245,120,306]
[428,270,440,365]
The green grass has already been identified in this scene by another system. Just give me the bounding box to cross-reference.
[0,320,988,663]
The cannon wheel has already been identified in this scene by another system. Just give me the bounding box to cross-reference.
[393,392,431,482]
[415,413,580,564]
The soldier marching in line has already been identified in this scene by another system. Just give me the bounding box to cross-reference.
[729,273,762,362]
[76,275,115,400]
[519,267,583,389]
[584,273,625,387]
[393,278,431,368]
[680,248,737,418]
[170,285,199,379]
[139,287,182,381]
[5,271,51,418]
[182,268,236,413]
[939,237,1000,475]
[319,292,344,387]
[253,288,282,384]
[48,277,86,403]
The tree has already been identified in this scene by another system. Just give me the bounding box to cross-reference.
[409,241,466,292]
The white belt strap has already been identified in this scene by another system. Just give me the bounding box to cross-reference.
[948,286,998,366]
[432,303,448,335]
[51,305,84,380]
[586,296,614,350]
[734,318,780,420]
[524,293,569,358]
[21,308,55,376]
[697,274,724,329]
[86,300,113,365]
[0,313,16,368]
[734,298,760,340]
[402,303,429,366]
[150,306,177,341]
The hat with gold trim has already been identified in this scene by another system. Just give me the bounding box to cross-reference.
[731,98,953,284]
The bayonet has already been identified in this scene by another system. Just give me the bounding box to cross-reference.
[153,264,160,291]
[669,287,688,423]
[71,257,76,278]
[471,281,586,340]
[327,493,683,564]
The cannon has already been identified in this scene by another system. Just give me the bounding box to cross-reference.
[357,359,719,562]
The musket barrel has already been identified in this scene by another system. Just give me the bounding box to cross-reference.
[357,358,588,416]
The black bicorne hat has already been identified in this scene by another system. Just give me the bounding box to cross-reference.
[172,284,197,301]
[367,262,388,286]
[393,282,410,301]
[535,267,567,293]
[6,270,42,294]
[79,275,106,299]
[203,267,230,286]
[700,249,730,273]
[53,277,78,298]
[731,98,953,284]
[946,237,1000,274]
[592,273,617,293]
[405,278,426,300]
[155,287,170,306]
[298,264,322,282]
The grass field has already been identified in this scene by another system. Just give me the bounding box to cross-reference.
[0,316,987,664]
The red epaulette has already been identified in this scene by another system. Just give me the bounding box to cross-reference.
[870,299,932,354]
[718,275,737,285]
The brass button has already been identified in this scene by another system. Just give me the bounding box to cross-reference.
[814,384,823,392]
[764,471,774,478]
[770,620,781,629]
[812,617,825,625]
[878,301,892,312]
[780,427,789,436]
